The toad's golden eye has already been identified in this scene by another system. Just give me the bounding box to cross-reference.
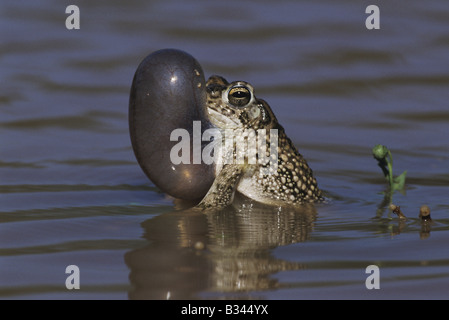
[228,86,251,107]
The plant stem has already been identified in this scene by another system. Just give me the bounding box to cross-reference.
[386,150,394,188]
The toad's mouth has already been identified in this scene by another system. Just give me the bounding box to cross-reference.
[207,106,240,129]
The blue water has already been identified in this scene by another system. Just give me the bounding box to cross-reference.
[1,0,449,299]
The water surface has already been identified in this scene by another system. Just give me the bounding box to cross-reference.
[1,0,449,299]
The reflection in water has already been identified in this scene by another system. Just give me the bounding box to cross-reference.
[419,220,433,240]
[2,0,449,300]
[389,215,434,240]
[125,195,317,299]
[375,188,433,239]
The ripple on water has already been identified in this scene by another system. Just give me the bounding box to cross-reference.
[1,0,449,299]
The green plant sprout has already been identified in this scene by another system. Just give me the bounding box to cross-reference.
[372,144,407,192]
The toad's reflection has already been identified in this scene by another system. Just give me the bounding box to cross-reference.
[124,195,317,299]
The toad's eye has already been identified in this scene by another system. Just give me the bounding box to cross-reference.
[228,86,251,107]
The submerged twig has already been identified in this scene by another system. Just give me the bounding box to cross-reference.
[419,205,431,221]
[389,203,407,220]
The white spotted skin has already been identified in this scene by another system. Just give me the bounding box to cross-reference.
[198,75,323,209]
